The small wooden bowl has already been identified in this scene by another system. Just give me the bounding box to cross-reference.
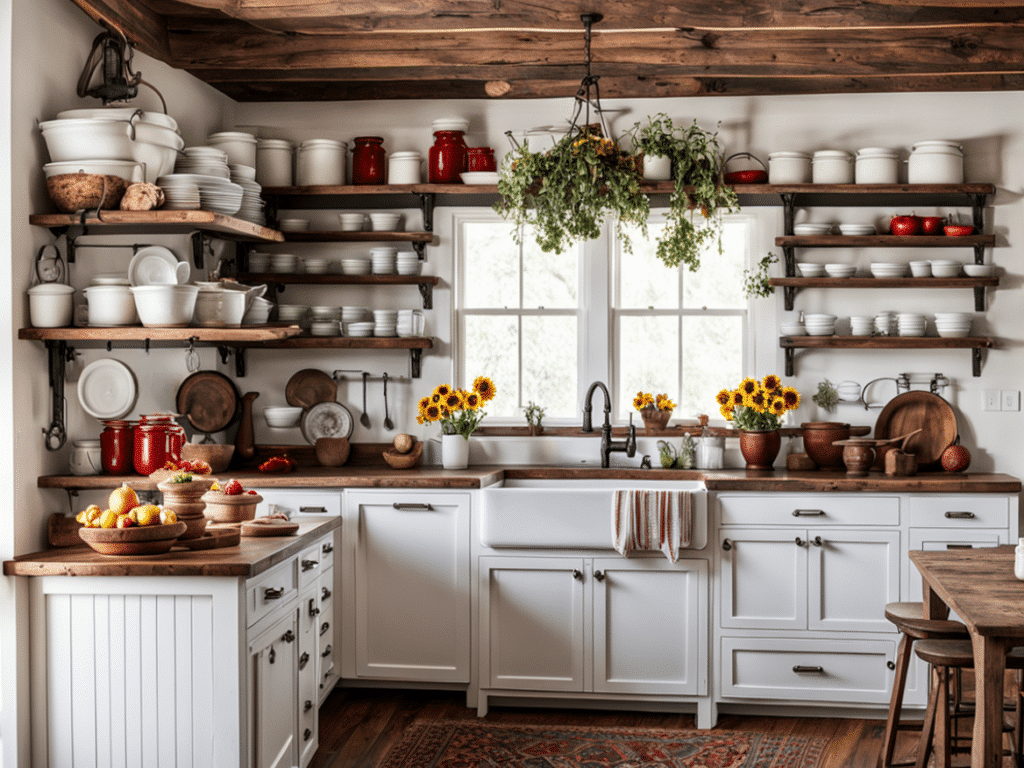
[181,443,235,473]
[382,441,423,470]
[315,437,350,467]
[201,490,263,523]
[79,521,187,556]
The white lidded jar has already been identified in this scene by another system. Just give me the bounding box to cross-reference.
[811,150,854,184]
[255,138,294,187]
[767,151,811,184]
[207,131,257,167]
[388,151,422,184]
[27,283,74,328]
[69,439,102,476]
[855,147,900,184]
[296,139,347,186]
[908,140,964,184]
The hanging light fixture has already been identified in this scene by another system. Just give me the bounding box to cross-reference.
[566,13,611,140]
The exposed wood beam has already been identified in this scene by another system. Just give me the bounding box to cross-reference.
[68,0,172,60]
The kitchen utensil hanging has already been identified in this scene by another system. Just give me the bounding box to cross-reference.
[360,371,371,428]
[383,372,394,430]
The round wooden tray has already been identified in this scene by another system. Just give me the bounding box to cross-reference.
[176,370,240,434]
[873,391,957,465]
[240,519,299,537]
[175,526,240,550]
[285,368,337,409]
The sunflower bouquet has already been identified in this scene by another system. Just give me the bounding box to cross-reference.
[715,375,800,431]
[633,392,676,412]
[417,376,496,439]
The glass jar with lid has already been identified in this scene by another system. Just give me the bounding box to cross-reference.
[429,131,467,183]
[351,136,386,185]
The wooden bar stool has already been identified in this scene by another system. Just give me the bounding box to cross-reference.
[913,639,1024,768]
[879,601,968,768]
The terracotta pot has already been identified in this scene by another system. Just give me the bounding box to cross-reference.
[800,422,851,469]
[738,429,781,470]
[640,408,672,434]
[840,441,875,477]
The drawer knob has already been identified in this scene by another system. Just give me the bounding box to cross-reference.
[304,700,313,712]
[282,629,295,643]
[887,660,896,670]
[320,621,331,636]
[572,569,583,581]
[593,570,605,581]
[944,511,976,519]
[795,537,806,547]
[792,665,824,674]
[302,559,319,572]
[264,587,285,601]
[321,586,332,600]
[722,538,733,551]
[812,536,824,547]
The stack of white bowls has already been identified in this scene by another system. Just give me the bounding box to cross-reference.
[310,306,340,322]
[310,320,340,337]
[248,252,271,272]
[934,312,973,338]
[276,304,308,327]
[269,253,298,273]
[370,247,397,274]
[870,262,907,278]
[796,263,825,278]
[838,223,876,236]
[341,307,370,333]
[780,320,806,336]
[207,132,257,167]
[874,312,897,336]
[396,252,421,275]
[368,212,402,232]
[303,258,330,275]
[338,213,365,231]
[176,146,230,177]
[930,260,961,278]
[347,322,374,338]
[372,309,398,337]
[340,258,371,275]
[897,313,927,337]
[850,315,874,336]
[278,218,309,232]
[824,263,857,278]
[229,164,264,225]
[803,313,837,336]
[909,260,932,277]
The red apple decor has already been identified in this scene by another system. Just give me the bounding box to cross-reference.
[919,216,944,235]
[890,214,920,236]
[941,444,971,472]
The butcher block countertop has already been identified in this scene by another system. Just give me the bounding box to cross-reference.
[3,517,341,579]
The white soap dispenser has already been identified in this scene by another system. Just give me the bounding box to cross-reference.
[1015,538,1024,581]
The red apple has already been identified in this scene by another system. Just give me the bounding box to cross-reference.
[890,215,920,236]
[941,444,971,472]
[919,216,944,235]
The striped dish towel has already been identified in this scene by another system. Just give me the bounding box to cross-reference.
[612,490,693,562]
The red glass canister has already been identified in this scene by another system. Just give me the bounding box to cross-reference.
[100,419,134,474]
[351,136,386,185]
[429,130,467,183]
[466,147,497,173]
[134,423,171,475]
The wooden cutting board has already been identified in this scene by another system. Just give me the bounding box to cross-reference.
[874,391,957,466]
[240,519,299,537]
[285,369,337,409]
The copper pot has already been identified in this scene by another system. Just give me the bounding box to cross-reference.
[801,422,851,469]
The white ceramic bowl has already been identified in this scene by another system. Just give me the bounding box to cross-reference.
[838,224,876,236]
[303,259,330,275]
[963,264,994,277]
[310,305,340,321]
[242,296,273,325]
[930,263,962,278]
[368,212,401,231]
[805,325,836,336]
[793,223,833,236]
[83,285,138,326]
[129,285,199,327]
[780,323,806,336]
[824,264,856,278]
[909,261,932,277]
[803,313,837,322]
[934,312,973,321]
[278,219,310,232]
[27,283,75,328]
[264,406,303,428]
[338,213,365,231]
[276,304,308,322]
[310,321,340,337]
[796,263,825,278]
[193,289,245,327]
[340,259,371,275]
[870,263,907,278]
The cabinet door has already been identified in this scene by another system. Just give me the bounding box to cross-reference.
[349,491,470,682]
[592,558,707,695]
[807,529,900,633]
[317,566,338,703]
[719,529,807,630]
[298,585,319,768]
[480,556,586,692]
[249,609,299,768]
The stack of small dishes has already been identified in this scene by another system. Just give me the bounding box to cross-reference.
[396,252,421,276]
[461,171,500,185]
[175,146,230,177]
[930,260,961,277]
[780,320,806,336]
[849,315,874,336]
[874,312,897,336]
[896,313,926,337]
[242,296,273,325]
[368,212,401,232]
[838,224,876,236]
[276,304,308,326]
[824,263,857,278]
[159,178,200,210]
[870,262,908,278]
[796,263,825,278]
[793,223,833,236]
[934,312,973,338]
[346,321,374,338]
[247,251,271,273]
[303,258,330,275]
[963,264,994,277]
[278,218,310,232]
[270,253,298,273]
[310,306,339,322]
[803,313,837,336]
[340,258,371,275]
[310,320,340,337]
[341,306,370,333]
[229,165,264,225]
[373,309,398,337]
[370,247,397,275]
[909,260,932,277]
[157,173,242,215]
[338,213,365,231]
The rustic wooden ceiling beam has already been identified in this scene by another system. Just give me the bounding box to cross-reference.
[69,0,172,60]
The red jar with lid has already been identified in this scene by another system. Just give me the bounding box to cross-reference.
[429,130,467,183]
[466,147,497,173]
[351,136,386,185]
[100,419,134,475]
[133,415,185,475]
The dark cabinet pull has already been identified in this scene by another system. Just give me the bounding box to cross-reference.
[322,542,334,554]
[302,559,318,572]
[264,587,285,600]
[321,586,332,600]
[792,509,825,517]
[593,571,605,581]
[304,728,312,742]
[887,660,896,670]
[269,647,276,664]
[393,503,433,511]
[299,651,310,670]
[282,630,295,643]
[309,598,320,617]
[322,644,332,658]
[795,537,806,547]
[320,621,330,636]
[947,543,974,550]
[304,700,313,712]
[812,536,824,547]
[944,511,976,519]
[792,665,824,673]
[572,569,583,581]
[300,506,328,515]
[722,539,732,551]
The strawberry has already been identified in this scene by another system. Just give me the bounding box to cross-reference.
[177,459,194,472]
[224,479,244,495]
[247,489,258,495]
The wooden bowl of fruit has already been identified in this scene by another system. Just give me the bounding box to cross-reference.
[79,520,187,556]
[201,479,263,523]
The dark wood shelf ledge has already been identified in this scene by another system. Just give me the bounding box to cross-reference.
[236,273,439,287]
[780,334,994,377]
[770,276,998,289]
[18,325,302,343]
[775,234,994,248]
[279,231,436,243]
[29,211,284,242]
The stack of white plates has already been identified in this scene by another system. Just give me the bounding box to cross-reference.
[934,312,973,338]
[347,321,374,338]
[824,263,857,278]
[341,306,370,324]
[175,146,230,177]
[370,247,397,275]
[372,309,398,337]
[158,177,200,210]
[341,258,371,275]
[157,173,242,214]
[870,262,907,278]
[850,315,874,336]
[338,213,365,231]
[396,252,421,276]
[310,321,340,337]
[930,260,961,278]
[874,312,897,336]
[796,263,825,278]
[310,306,340,322]
[897,313,927,337]
[803,313,837,336]
[276,304,308,325]
[304,258,330,275]
[270,254,298,273]
[838,224,876,236]
[793,223,833,236]
[229,166,264,225]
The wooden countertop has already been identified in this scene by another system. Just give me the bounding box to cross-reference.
[3,518,341,579]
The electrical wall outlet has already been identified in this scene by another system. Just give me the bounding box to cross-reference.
[984,389,1001,411]
[1001,390,1020,411]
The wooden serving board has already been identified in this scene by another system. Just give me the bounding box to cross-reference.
[874,392,957,465]
[175,527,240,550]
[240,520,299,537]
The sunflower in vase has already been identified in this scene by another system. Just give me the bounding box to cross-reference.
[634,391,676,433]
[417,376,496,438]
[715,374,800,432]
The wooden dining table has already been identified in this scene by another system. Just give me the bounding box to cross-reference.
[909,545,1024,768]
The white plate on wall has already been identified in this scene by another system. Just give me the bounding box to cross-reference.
[77,359,138,420]
[128,246,184,286]
[300,401,354,444]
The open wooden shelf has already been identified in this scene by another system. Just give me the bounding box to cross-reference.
[780,334,994,377]
[18,325,302,343]
[29,211,284,242]
[236,273,439,286]
[230,336,432,350]
[770,276,998,289]
[775,234,993,248]
[280,231,436,243]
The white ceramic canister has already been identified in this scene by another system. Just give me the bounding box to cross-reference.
[642,153,673,181]
[255,138,294,187]
[27,283,74,328]
[811,150,854,184]
[1016,538,1024,581]
[855,147,900,184]
[388,151,422,184]
[207,131,257,167]
[296,139,347,186]
[767,151,811,184]
[908,140,964,184]
[69,439,102,476]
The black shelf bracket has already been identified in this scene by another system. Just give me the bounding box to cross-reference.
[783,286,796,312]
[974,286,986,312]
[782,245,797,310]
[970,194,987,233]
[412,241,427,261]
[784,347,795,377]
[418,282,433,309]
[973,348,983,377]
[418,193,436,233]
[190,231,211,270]
[410,348,422,378]
[217,346,247,377]
[780,194,796,236]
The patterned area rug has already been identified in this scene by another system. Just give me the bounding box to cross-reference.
[380,721,827,768]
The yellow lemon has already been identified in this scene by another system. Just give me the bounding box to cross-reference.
[87,507,104,526]
[108,484,139,516]
[160,509,178,525]
[99,509,119,529]
[134,504,161,526]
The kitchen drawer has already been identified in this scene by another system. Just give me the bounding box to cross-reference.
[718,495,900,527]
[247,558,298,628]
[720,637,895,704]
[256,489,342,519]
[908,495,1010,528]
[318,533,336,571]
[299,543,323,590]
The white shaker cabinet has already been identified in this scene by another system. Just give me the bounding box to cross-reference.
[249,608,300,768]
[342,490,471,683]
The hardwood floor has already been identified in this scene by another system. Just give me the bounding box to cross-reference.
[309,688,914,768]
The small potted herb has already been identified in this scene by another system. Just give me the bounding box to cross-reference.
[523,401,546,436]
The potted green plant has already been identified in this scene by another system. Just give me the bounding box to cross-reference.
[628,115,740,271]
[523,401,545,435]
[495,126,649,255]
